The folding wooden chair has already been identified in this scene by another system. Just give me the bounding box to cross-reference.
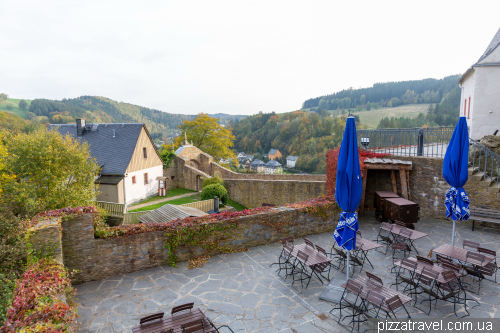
[139,312,165,325]
[291,250,312,290]
[330,279,365,333]
[385,295,411,319]
[366,271,383,286]
[412,267,440,315]
[416,255,434,266]
[172,303,194,316]
[374,222,394,254]
[464,251,486,293]
[436,253,452,264]
[390,243,411,270]
[269,237,294,268]
[391,258,417,292]
[316,245,335,280]
[435,270,479,318]
[182,319,216,333]
[463,239,480,251]
[304,238,315,249]
[478,247,498,282]
[276,243,295,279]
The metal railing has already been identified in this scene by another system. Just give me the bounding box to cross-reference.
[96,201,126,216]
[356,127,454,158]
[122,199,218,225]
[469,139,500,185]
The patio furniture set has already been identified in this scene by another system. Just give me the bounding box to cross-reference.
[329,222,500,332]
[132,303,234,333]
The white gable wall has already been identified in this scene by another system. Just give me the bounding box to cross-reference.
[471,65,500,140]
[124,164,164,205]
[460,70,475,134]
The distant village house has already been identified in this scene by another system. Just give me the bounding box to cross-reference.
[286,155,298,168]
[268,149,282,161]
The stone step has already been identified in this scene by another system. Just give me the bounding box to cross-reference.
[470,171,485,181]
[468,166,478,176]
[480,176,494,187]
[487,183,500,193]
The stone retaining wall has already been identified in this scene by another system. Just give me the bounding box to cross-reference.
[211,162,326,181]
[225,179,326,208]
[32,207,338,284]
[365,156,500,220]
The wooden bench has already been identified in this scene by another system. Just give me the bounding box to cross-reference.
[470,207,500,231]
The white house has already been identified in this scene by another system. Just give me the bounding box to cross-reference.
[264,160,282,174]
[50,120,164,207]
[459,27,500,140]
[286,156,298,168]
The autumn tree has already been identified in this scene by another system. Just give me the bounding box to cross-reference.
[2,129,100,217]
[174,113,238,165]
[0,94,7,103]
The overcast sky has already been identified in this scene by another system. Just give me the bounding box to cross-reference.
[1,1,499,115]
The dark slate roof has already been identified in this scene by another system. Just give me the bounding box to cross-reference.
[251,159,265,166]
[287,155,298,161]
[49,123,145,175]
[460,27,500,83]
[479,27,500,63]
[265,160,281,167]
[268,149,279,155]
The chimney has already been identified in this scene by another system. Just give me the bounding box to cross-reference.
[76,119,86,137]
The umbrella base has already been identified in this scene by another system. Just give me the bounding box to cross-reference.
[319,278,346,304]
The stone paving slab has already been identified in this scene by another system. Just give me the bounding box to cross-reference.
[75,214,500,332]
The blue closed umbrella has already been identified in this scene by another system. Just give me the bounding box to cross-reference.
[443,117,470,246]
[334,116,363,280]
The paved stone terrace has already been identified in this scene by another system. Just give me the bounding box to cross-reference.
[75,215,500,333]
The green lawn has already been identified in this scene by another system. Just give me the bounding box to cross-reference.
[351,104,430,129]
[0,98,32,119]
[128,193,201,212]
[128,188,196,207]
[227,199,247,212]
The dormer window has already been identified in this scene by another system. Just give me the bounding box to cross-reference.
[143,147,147,159]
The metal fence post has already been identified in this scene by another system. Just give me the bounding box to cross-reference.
[214,196,219,213]
[417,129,424,156]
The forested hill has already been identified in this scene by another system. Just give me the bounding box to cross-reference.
[231,111,348,173]
[302,75,460,110]
[27,96,247,139]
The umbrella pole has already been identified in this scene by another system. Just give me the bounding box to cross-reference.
[451,220,456,246]
[346,251,350,281]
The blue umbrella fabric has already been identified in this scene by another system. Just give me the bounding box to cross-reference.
[443,116,470,245]
[334,117,363,252]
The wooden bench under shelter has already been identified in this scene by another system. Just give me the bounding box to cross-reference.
[470,207,500,231]
[359,158,413,215]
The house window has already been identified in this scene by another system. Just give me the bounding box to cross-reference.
[468,96,471,119]
[143,147,147,159]
[144,173,149,184]
[132,176,136,184]
[464,99,467,116]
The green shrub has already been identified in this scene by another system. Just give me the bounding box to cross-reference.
[201,184,228,207]
[202,176,224,189]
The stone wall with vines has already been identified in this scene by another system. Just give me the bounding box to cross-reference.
[30,197,339,284]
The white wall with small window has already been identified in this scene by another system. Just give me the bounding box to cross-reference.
[124,165,163,205]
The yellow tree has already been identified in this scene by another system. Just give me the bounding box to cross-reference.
[2,129,100,217]
[174,113,238,166]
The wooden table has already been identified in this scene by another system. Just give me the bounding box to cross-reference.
[389,224,428,254]
[355,237,383,269]
[433,244,494,267]
[393,257,461,284]
[132,308,212,333]
[290,243,331,267]
[290,243,331,283]
[342,276,412,312]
